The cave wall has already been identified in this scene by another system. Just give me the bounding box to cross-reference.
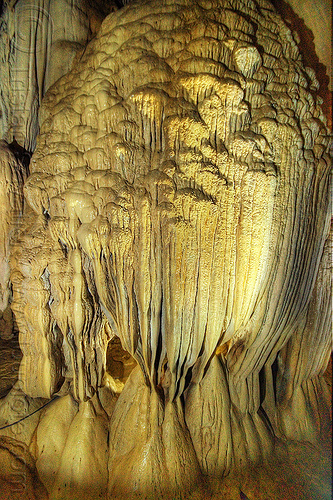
[0,0,118,151]
[0,1,331,499]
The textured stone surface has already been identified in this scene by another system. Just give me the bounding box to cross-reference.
[0,337,21,398]
[0,0,331,499]
[0,141,27,340]
[0,436,48,500]
[0,0,118,151]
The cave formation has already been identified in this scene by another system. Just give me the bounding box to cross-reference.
[0,0,331,499]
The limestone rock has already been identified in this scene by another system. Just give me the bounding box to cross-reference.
[50,398,109,500]
[0,436,48,500]
[108,366,202,499]
[0,337,21,398]
[0,0,118,151]
[276,227,332,445]
[0,0,331,498]
[0,383,46,449]
[35,394,78,492]
[0,141,27,339]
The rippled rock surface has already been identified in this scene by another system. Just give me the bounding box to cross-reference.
[0,0,331,499]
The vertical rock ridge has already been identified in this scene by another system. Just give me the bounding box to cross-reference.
[0,0,331,498]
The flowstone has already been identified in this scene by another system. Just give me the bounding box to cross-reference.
[0,0,331,499]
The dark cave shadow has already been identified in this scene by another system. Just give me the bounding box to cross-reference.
[270,0,332,127]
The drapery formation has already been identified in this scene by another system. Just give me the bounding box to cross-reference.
[0,0,117,151]
[0,0,331,498]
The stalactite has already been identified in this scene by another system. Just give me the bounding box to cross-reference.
[0,0,331,499]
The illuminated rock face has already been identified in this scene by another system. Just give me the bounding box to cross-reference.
[0,0,331,499]
[0,0,117,151]
[0,141,27,340]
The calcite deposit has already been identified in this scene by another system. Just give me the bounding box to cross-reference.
[0,0,331,499]
[0,141,27,340]
[0,0,118,151]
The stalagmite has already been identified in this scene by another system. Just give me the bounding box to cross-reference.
[0,0,331,499]
[35,394,78,492]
